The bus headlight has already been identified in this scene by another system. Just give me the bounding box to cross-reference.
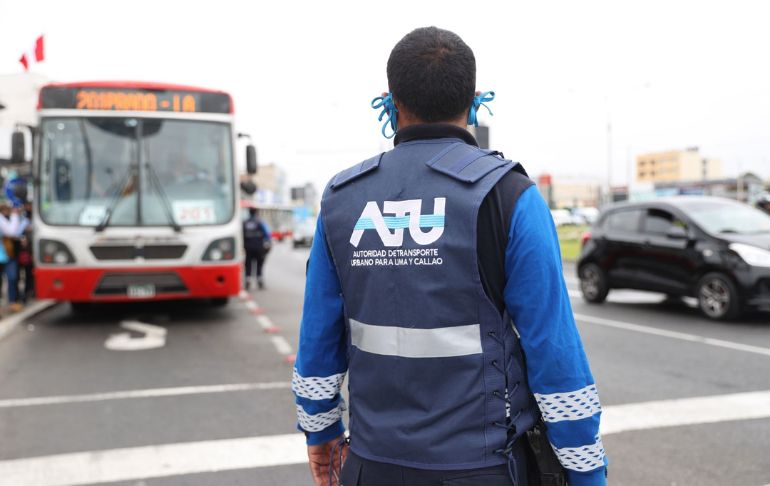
[202,237,235,261]
[39,239,76,264]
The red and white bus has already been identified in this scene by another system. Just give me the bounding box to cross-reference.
[14,81,256,307]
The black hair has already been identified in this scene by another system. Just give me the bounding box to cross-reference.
[387,27,476,123]
[249,207,258,217]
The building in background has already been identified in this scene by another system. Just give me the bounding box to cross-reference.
[636,147,722,183]
[537,173,603,209]
[0,73,50,163]
[253,163,287,205]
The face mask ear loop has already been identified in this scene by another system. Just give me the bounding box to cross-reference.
[371,93,398,139]
[468,91,495,127]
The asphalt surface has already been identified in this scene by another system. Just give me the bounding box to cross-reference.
[0,244,768,486]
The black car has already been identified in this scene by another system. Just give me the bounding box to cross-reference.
[577,196,770,320]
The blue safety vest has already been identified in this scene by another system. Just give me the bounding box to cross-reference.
[321,137,541,469]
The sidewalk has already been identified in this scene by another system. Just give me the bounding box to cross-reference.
[0,300,57,342]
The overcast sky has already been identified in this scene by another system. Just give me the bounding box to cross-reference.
[1,0,769,191]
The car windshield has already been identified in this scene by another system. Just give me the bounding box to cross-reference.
[680,199,770,234]
[39,117,234,227]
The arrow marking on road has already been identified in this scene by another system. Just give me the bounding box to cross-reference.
[104,321,167,351]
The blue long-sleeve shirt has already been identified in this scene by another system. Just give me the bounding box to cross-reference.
[294,185,606,485]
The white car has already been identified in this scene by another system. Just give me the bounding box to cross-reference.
[292,217,317,248]
[550,209,574,226]
[573,207,599,225]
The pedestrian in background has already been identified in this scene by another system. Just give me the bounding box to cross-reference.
[19,201,34,303]
[293,27,606,486]
[0,203,24,312]
[242,207,271,290]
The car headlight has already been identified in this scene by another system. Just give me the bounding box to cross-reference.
[202,237,235,261]
[39,239,76,264]
[729,243,770,267]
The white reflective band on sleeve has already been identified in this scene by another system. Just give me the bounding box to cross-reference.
[296,403,345,432]
[534,384,602,423]
[349,319,482,358]
[292,368,345,401]
[552,436,605,472]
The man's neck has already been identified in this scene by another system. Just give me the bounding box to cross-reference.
[397,113,467,131]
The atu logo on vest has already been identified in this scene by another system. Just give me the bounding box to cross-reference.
[350,198,446,247]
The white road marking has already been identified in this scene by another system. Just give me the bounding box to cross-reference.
[1,390,770,484]
[238,290,249,300]
[256,315,281,333]
[574,313,770,357]
[244,300,259,311]
[601,389,770,435]
[270,335,293,355]
[0,300,57,342]
[104,321,167,351]
[0,433,307,486]
[0,382,291,409]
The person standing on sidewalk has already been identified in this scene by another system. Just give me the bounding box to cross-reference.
[293,27,606,486]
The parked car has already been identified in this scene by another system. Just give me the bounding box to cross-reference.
[551,209,580,227]
[292,217,317,248]
[577,196,770,320]
[572,207,599,225]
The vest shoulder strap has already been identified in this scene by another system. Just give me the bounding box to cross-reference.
[424,142,515,183]
[329,153,384,190]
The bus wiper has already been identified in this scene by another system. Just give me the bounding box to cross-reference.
[95,167,135,232]
[145,162,182,233]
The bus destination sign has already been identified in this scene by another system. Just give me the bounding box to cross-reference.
[40,86,231,114]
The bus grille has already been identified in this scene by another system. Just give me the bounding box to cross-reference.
[90,245,188,260]
[93,272,188,296]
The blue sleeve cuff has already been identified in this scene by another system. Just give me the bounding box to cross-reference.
[567,466,607,486]
[304,420,346,446]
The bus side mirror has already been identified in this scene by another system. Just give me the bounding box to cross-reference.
[240,180,257,195]
[10,131,26,165]
[246,145,257,175]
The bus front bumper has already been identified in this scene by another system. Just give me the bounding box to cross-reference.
[35,264,242,302]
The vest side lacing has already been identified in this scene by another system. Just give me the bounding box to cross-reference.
[488,330,523,486]
[329,435,350,486]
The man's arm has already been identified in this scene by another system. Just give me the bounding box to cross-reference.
[504,186,607,486]
[293,213,348,484]
[259,221,272,242]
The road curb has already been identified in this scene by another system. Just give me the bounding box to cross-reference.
[0,300,58,343]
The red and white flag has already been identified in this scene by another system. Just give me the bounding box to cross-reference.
[19,35,45,71]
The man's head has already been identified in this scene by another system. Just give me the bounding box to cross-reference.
[387,27,476,125]
[249,207,258,218]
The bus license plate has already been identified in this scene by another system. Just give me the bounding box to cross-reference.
[128,284,155,299]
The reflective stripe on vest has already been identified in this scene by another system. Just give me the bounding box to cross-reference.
[350,319,482,358]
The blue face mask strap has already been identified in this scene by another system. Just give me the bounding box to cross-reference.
[371,93,398,139]
[468,90,495,127]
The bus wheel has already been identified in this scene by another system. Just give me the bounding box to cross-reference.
[210,297,229,307]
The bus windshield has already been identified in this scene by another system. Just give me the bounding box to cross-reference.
[39,117,234,227]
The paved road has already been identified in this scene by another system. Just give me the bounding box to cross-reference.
[0,244,768,485]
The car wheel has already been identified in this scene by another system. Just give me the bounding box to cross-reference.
[579,263,609,303]
[696,273,741,321]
